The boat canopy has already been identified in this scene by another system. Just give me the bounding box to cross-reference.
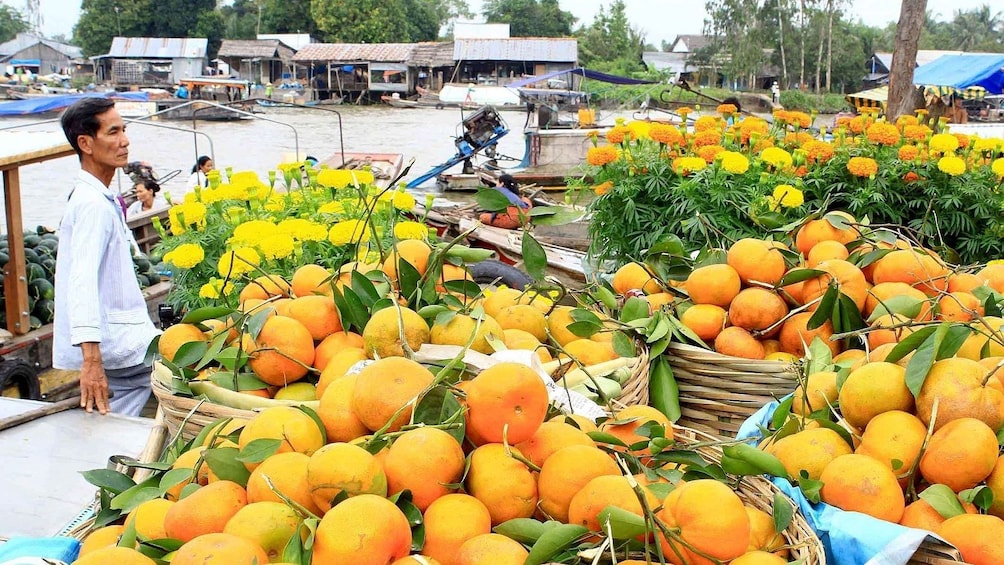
[912,54,1004,96]
[0,91,148,117]
[506,67,657,89]
[845,86,888,110]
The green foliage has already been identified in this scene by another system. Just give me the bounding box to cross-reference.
[194,10,225,59]
[151,0,215,38]
[260,0,316,36]
[220,0,260,40]
[481,0,577,37]
[0,5,28,43]
[576,0,645,75]
[72,0,154,58]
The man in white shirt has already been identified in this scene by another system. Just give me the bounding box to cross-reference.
[54,97,161,416]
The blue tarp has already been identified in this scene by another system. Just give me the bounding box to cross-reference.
[913,53,1004,94]
[506,67,656,89]
[0,91,149,116]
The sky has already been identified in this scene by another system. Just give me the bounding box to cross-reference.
[11,0,1002,45]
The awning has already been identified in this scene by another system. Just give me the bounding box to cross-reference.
[846,86,888,110]
[922,84,986,101]
[9,59,40,67]
[506,67,657,89]
[913,54,1004,94]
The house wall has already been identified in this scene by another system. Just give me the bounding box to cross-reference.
[8,43,72,74]
[171,57,206,82]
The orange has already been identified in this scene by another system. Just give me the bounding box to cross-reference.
[986,455,1004,518]
[806,239,849,268]
[559,338,618,367]
[745,506,788,556]
[791,371,838,416]
[728,288,788,337]
[837,362,914,429]
[900,498,977,532]
[312,494,412,564]
[246,451,322,516]
[502,328,553,364]
[779,268,805,306]
[727,238,787,286]
[494,304,548,342]
[612,261,663,295]
[819,454,905,523]
[646,292,675,311]
[794,213,858,255]
[159,323,208,364]
[201,318,239,344]
[938,514,1004,565]
[937,291,984,322]
[919,417,999,492]
[537,444,620,523]
[549,413,598,433]
[871,249,950,296]
[864,282,930,318]
[514,421,594,469]
[421,494,492,565]
[291,264,332,297]
[568,474,658,532]
[657,479,751,565]
[430,313,504,355]
[385,427,465,510]
[316,347,367,398]
[916,357,1004,431]
[978,264,1004,293]
[866,313,915,350]
[223,501,302,563]
[395,557,443,565]
[679,303,729,342]
[317,373,369,443]
[599,405,673,454]
[239,274,291,302]
[465,362,548,445]
[545,306,581,347]
[73,547,155,565]
[244,315,315,386]
[283,295,342,341]
[125,498,174,540]
[801,259,868,311]
[455,533,528,565]
[171,533,269,565]
[778,311,838,357]
[685,263,741,308]
[307,442,388,513]
[730,552,788,565]
[383,239,433,279]
[714,326,766,359]
[361,305,430,358]
[351,356,435,433]
[855,410,926,485]
[238,406,325,465]
[947,272,982,294]
[313,331,365,371]
[464,444,538,525]
[78,525,125,556]
[164,480,248,543]
[769,427,852,481]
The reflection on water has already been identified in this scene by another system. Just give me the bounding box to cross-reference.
[0,105,543,231]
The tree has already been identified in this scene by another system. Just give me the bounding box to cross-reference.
[260,0,316,36]
[195,9,225,59]
[887,0,927,120]
[577,1,644,74]
[949,5,1002,51]
[403,0,473,41]
[0,5,28,44]
[311,0,410,42]
[221,0,259,40]
[150,0,215,37]
[73,0,154,57]
[704,0,772,89]
[482,0,576,37]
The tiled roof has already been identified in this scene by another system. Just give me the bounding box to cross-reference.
[292,43,415,63]
[217,39,294,61]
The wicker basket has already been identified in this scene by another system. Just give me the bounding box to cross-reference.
[666,342,800,438]
[676,425,824,564]
[612,349,650,407]
[152,375,256,441]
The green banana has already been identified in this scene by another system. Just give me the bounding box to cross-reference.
[188,380,321,411]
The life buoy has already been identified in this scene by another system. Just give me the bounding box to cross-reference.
[478,197,533,230]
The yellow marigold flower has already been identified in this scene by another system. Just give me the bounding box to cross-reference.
[258,233,296,260]
[738,117,770,145]
[788,111,812,129]
[898,145,920,161]
[328,219,370,246]
[974,137,1003,153]
[183,191,199,204]
[953,133,970,150]
[199,281,220,299]
[231,220,277,247]
[649,123,684,146]
[903,124,932,142]
[717,103,737,115]
[672,156,707,175]
[605,125,632,144]
[760,147,793,170]
[929,133,959,155]
[394,220,429,240]
[866,122,901,146]
[694,115,719,132]
[697,144,725,163]
[772,185,804,208]
[277,218,328,242]
[592,181,613,195]
[896,115,919,128]
[217,247,260,278]
[848,116,866,134]
[318,200,346,216]
[937,155,966,176]
[801,140,835,164]
[718,151,750,174]
[847,156,879,178]
[586,145,619,167]
[692,129,722,147]
[627,120,651,140]
[677,107,693,118]
[993,158,1004,178]
[392,190,416,211]
[163,243,205,270]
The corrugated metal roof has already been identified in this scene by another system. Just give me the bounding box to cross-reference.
[453,38,577,63]
[0,33,81,59]
[292,43,415,63]
[409,42,455,67]
[218,39,295,62]
[106,37,207,59]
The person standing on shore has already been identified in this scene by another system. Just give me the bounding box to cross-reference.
[54,97,160,415]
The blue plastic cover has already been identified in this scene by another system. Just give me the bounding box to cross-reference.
[0,91,149,116]
[506,67,656,89]
[912,54,1004,94]
[0,536,79,562]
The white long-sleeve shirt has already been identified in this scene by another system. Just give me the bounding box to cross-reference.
[53,170,160,370]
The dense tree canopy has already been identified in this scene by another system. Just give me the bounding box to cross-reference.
[576,1,645,75]
[73,0,154,57]
[482,0,576,37]
[311,0,465,42]
[260,0,316,36]
[0,5,28,44]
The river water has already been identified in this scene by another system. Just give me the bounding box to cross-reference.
[0,105,550,232]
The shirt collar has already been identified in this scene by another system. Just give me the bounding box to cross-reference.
[77,169,116,199]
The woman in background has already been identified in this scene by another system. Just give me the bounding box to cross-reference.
[187,155,214,188]
[479,174,532,229]
[126,178,165,217]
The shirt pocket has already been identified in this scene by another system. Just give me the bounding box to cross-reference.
[103,308,156,364]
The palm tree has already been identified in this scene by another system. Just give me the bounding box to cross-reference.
[950,5,1001,51]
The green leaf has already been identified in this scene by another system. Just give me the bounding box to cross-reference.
[773,492,794,533]
[937,324,972,360]
[195,331,229,371]
[172,340,209,368]
[475,188,513,211]
[612,332,636,358]
[203,447,251,487]
[525,523,587,565]
[109,484,161,512]
[570,308,602,325]
[566,320,602,338]
[777,268,825,288]
[646,236,686,257]
[521,232,547,282]
[586,431,629,448]
[81,469,136,494]
[117,514,138,548]
[885,326,939,364]
[214,346,244,372]
[331,286,369,333]
[905,324,949,397]
[396,256,423,305]
[494,518,550,545]
[158,468,194,493]
[413,386,465,443]
[596,506,648,539]
[528,206,585,226]
[648,356,681,422]
[210,371,269,391]
[653,449,709,468]
[771,397,794,430]
[867,295,926,323]
[807,285,838,330]
[281,523,306,564]
[236,438,283,463]
[919,484,967,519]
[959,485,994,511]
[799,476,824,503]
[443,279,481,298]
[298,405,328,445]
[181,306,234,324]
[620,297,650,323]
[350,270,381,308]
[244,306,274,340]
[391,491,425,552]
[837,292,866,335]
[722,443,789,478]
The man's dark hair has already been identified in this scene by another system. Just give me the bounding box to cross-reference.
[722,96,742,113]
[60,96,116,157]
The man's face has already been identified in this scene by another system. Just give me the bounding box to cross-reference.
[79,107,129,169]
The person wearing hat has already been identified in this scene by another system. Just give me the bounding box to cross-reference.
[479,174,532,229]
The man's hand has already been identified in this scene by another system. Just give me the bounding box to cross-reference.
[80,342,110,414]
